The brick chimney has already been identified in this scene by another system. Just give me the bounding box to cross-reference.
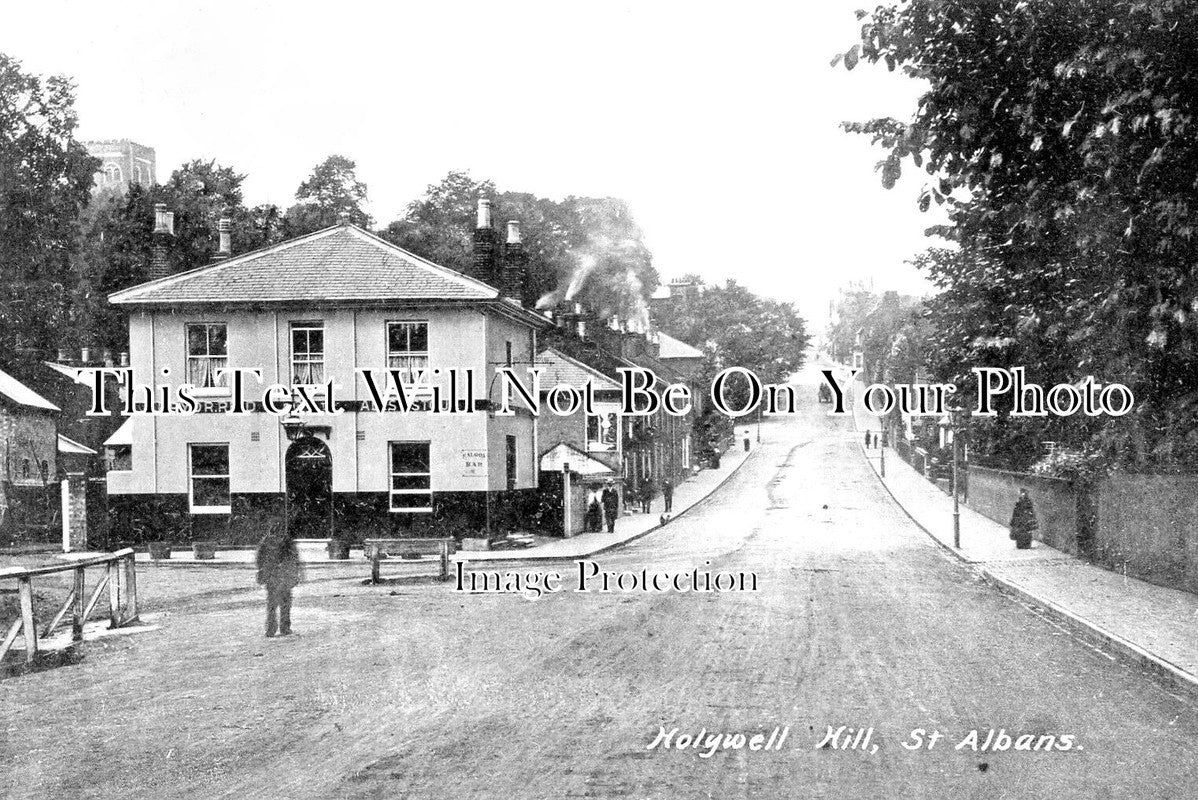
[500,220,528,304]
[213,211,232,261]
[472,198,499,286]
[150,203,174,280]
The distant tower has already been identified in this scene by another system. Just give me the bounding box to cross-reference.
[83,140,157,193]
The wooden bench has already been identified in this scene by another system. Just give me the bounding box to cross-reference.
[364,538,455,583]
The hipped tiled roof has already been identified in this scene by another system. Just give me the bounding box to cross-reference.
[109,224,501,306]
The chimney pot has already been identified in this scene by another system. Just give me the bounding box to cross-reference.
[153,204,175,236]
[505,220,522,245]
[215,214,232,260]
[80,347,91,364]
[476,198,493,230]
[119,352,130,367]
[56,348,68,362]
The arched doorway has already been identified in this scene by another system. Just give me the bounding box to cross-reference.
[285,436,332,538]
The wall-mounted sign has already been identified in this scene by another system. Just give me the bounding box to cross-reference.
[461,449,487,477]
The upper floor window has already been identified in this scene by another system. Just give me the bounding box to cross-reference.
[189,443,230,514]
[133,165,142,184]
[186,323,228,389]
[104,164,122,184]
[387,321,429,384]
[291,321,324,385]
[505,341,513,367]
[587,410,618,452]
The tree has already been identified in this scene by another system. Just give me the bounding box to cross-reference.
[286,154,371,234]
[77,159,260,353]
[0,52,97,363]
[655,279,810,413]
[381,171,658,322]
[839,1,1198,469]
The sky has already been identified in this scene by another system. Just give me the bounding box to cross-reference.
[1,0,942,324]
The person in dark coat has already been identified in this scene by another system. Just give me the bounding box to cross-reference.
[256,521,301,637]
[641,477,656,513]
[585,489,602,532]
[1009,488,1038,550]
[662,478,674,513]
[601,482,620,533]
[865,431,872,448]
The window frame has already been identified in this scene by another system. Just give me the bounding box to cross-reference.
[186,322,230,395]
[188,442,231,514]
[290,320,326,386]
[385,320,430,385]
[586,406,620,452]
[389,440,432,513]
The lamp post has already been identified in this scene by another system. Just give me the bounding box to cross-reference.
[879,426,885,478]
[280,413,305,536]
[948,406,965,548]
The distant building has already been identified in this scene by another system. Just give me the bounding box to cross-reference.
[83,140,156,193]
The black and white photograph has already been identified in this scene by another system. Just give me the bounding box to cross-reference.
[1,1,1196,797]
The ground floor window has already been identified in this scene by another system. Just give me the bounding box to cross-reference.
[189,443,230,513]
[390,441,432,512]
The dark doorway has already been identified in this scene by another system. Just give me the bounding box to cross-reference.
[285,436,332,538]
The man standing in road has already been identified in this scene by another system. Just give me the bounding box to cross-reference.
[662,478,674,513]
[256,521,302,637]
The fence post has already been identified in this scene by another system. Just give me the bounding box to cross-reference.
[123,554,139,625]
[18,576,37,663]
[439,542,449,582]
[107,560,121,629]
[72,567,85,641]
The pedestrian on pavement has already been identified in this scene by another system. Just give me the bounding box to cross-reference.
[256,520,301,637]
[1009,488,1038,550]
[662,478,674,513]
[601,481,620,533]
[585,489,602,532]
[865,431,872,448]
[641,477,656,513]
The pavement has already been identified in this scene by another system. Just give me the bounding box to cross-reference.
[848,371,1198,699]
[115,440,756,569]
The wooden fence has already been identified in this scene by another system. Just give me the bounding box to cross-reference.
[0,548,138,667]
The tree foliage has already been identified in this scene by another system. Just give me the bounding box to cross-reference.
[654,279,810,412]
[381,171,657,323]
[0,53,97,363]
[841,1,1198,469]
[287,154,371,234]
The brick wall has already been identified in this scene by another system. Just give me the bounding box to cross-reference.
[964,465,1080,554]
[1093,474,1198,594]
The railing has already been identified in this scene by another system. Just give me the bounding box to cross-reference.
[0,548,139,667]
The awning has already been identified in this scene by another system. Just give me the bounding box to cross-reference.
[539,442,613,475]
[103,417,134,447]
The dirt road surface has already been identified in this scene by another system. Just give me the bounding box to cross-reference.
[3,366,1195,798]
